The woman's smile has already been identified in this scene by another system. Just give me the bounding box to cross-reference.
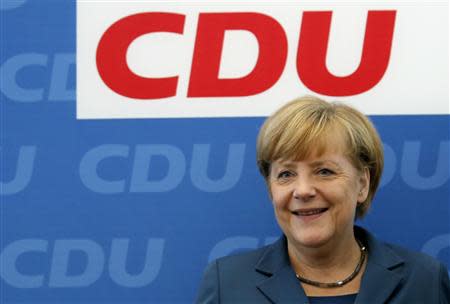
[291,208,329,223]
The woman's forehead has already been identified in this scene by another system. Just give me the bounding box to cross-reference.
[278,132,351,161]
[274,150,349,167]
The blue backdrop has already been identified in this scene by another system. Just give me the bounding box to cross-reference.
[1,1,449,303]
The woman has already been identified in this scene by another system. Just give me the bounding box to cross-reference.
[196,96,450,303]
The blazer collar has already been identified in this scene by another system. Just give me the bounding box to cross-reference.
[255,235,308,302]
[354,226,405,304]
[254,226,405,304]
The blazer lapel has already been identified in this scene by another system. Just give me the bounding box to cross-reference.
[356,262,403,304]
[254,236,308,303]
[355,227,405,304]
[257,265,308,303]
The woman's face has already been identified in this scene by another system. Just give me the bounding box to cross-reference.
[269,140,369,249]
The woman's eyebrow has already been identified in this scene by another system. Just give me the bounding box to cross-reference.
[278,160,297,167]
[275,159,343,169]
[273,161,296,170]
[309,160,341,168]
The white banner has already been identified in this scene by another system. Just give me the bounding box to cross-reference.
[77,1,449,118]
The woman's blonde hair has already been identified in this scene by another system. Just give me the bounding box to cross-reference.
[256,96,384,218]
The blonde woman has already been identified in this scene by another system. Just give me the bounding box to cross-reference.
[196,96,450,304]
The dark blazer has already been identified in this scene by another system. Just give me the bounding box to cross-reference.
[196,227,450,303]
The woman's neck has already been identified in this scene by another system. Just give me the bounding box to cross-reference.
[287,231,361,281]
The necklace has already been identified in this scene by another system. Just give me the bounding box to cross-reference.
[295,240,367,288]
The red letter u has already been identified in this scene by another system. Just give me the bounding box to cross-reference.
[297,11,396,96]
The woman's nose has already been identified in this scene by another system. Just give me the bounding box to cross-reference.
[292,178,316,201]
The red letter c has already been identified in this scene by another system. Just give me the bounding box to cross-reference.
[96,13,185,99]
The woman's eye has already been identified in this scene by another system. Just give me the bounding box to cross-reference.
[277,171,294,179]
[317,168,334,176]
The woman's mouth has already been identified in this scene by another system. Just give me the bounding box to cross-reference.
[291,208,328,222]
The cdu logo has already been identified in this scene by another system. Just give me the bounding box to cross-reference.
[95,11,395,99]
[76,1,450,119]
[77,2,448,119]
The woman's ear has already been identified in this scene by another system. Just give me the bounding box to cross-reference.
[357,167,370,203]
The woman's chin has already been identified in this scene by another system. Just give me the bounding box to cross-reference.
[291,231,332,249]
